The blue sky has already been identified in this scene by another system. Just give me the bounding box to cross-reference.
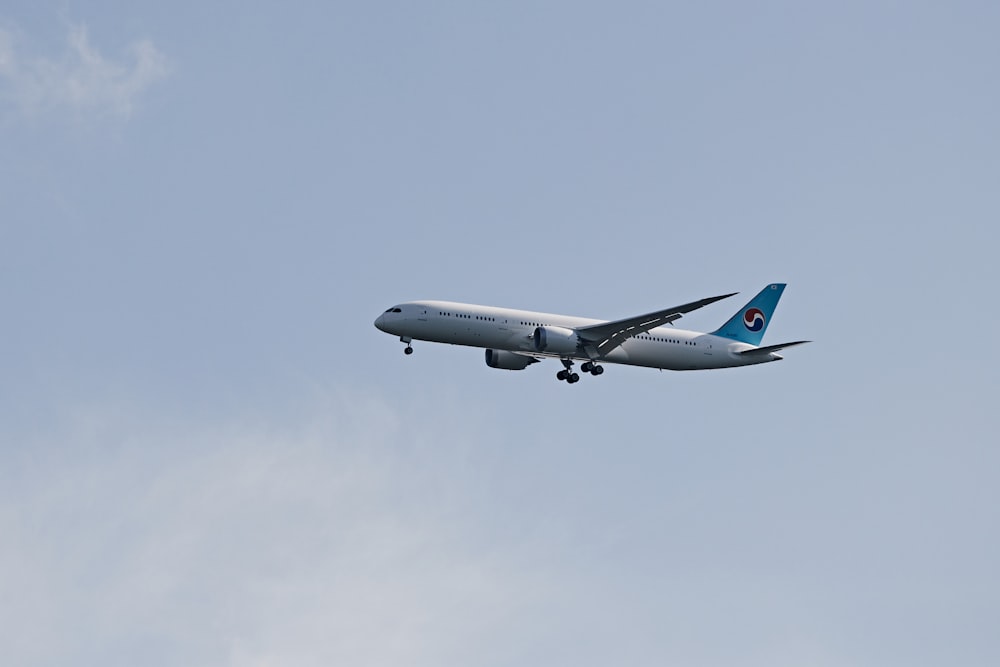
[2,3,998,665]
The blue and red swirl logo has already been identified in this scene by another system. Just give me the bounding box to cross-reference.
[743,308,765,332]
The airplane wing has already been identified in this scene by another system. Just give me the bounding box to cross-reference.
[576,292,737,356]
[737,340,811,357]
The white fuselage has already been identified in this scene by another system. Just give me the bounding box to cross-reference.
[375,300,781,371]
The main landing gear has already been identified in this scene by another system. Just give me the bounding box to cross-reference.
[556,359,604,384]
[400,336,413,355]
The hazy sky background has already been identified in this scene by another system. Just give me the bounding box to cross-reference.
[2,2,998,666]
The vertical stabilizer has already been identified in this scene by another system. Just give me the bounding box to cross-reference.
[711,283,786,345]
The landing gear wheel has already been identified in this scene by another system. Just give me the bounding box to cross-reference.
[581,361,593,373]
[591,365,604,376]
[404,346,413,355]
[557,359,579,384]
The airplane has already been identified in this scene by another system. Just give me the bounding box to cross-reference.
[374,283,809,384]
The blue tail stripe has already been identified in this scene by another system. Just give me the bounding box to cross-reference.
[711,283,786,346]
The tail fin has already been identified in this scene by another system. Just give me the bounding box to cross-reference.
[711,283,786,346]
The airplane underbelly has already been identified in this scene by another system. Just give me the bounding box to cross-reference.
[616,342,695,370]
[423,324,522,349]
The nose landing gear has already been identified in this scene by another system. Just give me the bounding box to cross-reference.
[400,336,413,355]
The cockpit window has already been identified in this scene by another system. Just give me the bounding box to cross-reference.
[385,307,402,313]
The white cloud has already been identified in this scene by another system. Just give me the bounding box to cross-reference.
[0,23,168,119]
[0,390,554,667]
[5,385,992,666]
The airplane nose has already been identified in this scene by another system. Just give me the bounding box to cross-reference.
[374,313,386,331]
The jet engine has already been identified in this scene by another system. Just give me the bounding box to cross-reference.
[532,326,580,355]
[485,349,538,370]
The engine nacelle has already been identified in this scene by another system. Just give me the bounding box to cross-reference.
[532,326,580,355]
[485,349,538,370]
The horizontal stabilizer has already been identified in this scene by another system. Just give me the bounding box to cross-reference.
[738,340,811,356]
